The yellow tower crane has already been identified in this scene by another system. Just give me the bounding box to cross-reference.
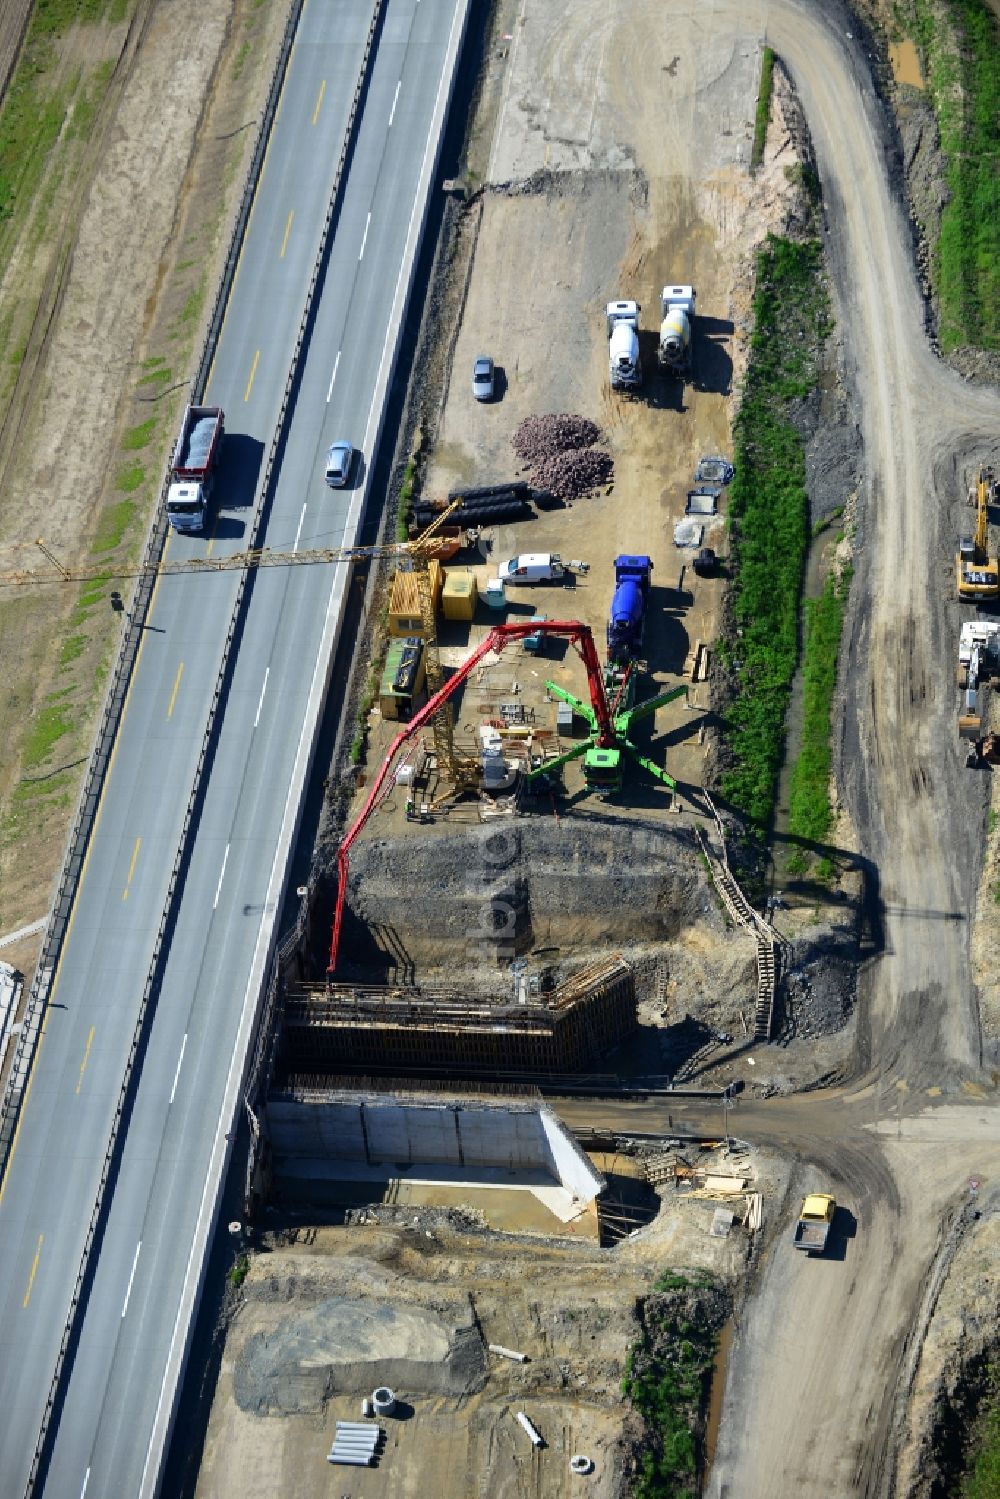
[3,502,470,785]
[956,466,999,600]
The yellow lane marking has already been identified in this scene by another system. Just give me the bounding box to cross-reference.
[312,79,326,125]
[0,525,174,1207]
[76,1026,96,1095]
[23,1234,43,1308]
[166,661,185,719]
[205,41,297,393]
[122,836,142,902]
[280,209,294,259]
[244,349,260,403]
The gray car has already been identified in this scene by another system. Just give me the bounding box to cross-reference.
[472,355,495,401]
[324,440,354,487]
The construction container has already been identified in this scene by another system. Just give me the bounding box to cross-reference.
[441,570,477,620]
[379,637,425,721]
[388,558,442,637]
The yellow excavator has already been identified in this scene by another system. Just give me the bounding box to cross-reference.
[956,467,999,600]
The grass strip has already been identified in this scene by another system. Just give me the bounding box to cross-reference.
[962,1366,1000,1495]
[623,1271,727,1499]
[788,564,852,845]
[912,0,1000,350]
[22,702,73,770]
[751,46,775,168]
[92,498,136,553]
[396,457,417,541]
[721,235,831,828]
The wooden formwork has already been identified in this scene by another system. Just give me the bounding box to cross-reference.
[280,955,636,1077]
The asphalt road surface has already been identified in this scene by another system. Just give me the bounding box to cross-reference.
[0,0,468,1493]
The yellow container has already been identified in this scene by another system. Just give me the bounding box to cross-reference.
[441,570,477,621]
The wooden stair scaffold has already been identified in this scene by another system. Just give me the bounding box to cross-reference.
[696,792,786,1042]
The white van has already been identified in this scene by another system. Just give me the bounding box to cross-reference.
[498,552,564,584]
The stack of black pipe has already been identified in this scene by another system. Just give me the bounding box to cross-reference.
[411,481,533,531]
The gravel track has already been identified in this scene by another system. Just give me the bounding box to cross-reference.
[675,2,1000,1494]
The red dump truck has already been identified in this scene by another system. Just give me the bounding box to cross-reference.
[165,404,225,534]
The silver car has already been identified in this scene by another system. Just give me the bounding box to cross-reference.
[324,440,354,487]
[472,355,494,402]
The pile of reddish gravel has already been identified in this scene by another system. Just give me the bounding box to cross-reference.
[512,413,612,501]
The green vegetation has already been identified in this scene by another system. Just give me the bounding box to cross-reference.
[12,770,72,805]
[788,565,852,846]
[721,235,832,828]
[178,288,203,325]
[59,633,87,667]
[962,1369,1000,1496]
[78,576,110,609]
[751,47,775,168]
[92,498,136,554]
[912,0,1000,350]
[136,366,171,389]
[396,458,417,541]
[0,0,126,226]
[351,666,383,766]
[22,702,73,770]
[121,417,156,451]
[227,1254,249,1290]
[115,463,145,493]
[622,1270,726,1499]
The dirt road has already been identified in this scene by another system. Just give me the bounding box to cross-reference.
[617,6,1000,1490]
[512,0,1000,1489]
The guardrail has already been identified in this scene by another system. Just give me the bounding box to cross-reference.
[0,0,310,1195]
[16,0,382,1489]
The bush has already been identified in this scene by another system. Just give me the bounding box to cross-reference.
[720,236,831,828]
[788,566,851,845]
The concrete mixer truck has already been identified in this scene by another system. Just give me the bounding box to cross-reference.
[606,300,642,391]
[658,284,696,378]
[607,555,653,663]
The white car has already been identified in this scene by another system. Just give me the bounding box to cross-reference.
[324,440,354,487]
[472,355,495,402]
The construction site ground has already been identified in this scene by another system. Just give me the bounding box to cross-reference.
[227,0,1000,1493]
[195,1138,761,1499]
[338,2,861,1088]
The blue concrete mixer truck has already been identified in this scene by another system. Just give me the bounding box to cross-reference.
[607,555,653,663]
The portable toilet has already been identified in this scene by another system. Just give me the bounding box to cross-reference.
[483,576,506,611]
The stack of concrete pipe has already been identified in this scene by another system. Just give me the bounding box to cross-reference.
[327,1421,383,1467]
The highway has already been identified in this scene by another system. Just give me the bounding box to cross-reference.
[0,0,469,1493]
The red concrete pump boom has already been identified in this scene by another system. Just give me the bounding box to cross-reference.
[328,619,611,974]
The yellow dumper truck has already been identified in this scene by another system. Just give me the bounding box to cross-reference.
[792,1194,836,1254]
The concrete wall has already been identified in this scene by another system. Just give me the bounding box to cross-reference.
[538,1107,605,1202]
[267,1094,605,1203]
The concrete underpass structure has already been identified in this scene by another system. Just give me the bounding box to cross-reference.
[267,1090,607,1218]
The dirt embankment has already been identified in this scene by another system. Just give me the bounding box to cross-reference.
[895,1198,1000,1495]
[341,819,716,980]
[0,0,290,977]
